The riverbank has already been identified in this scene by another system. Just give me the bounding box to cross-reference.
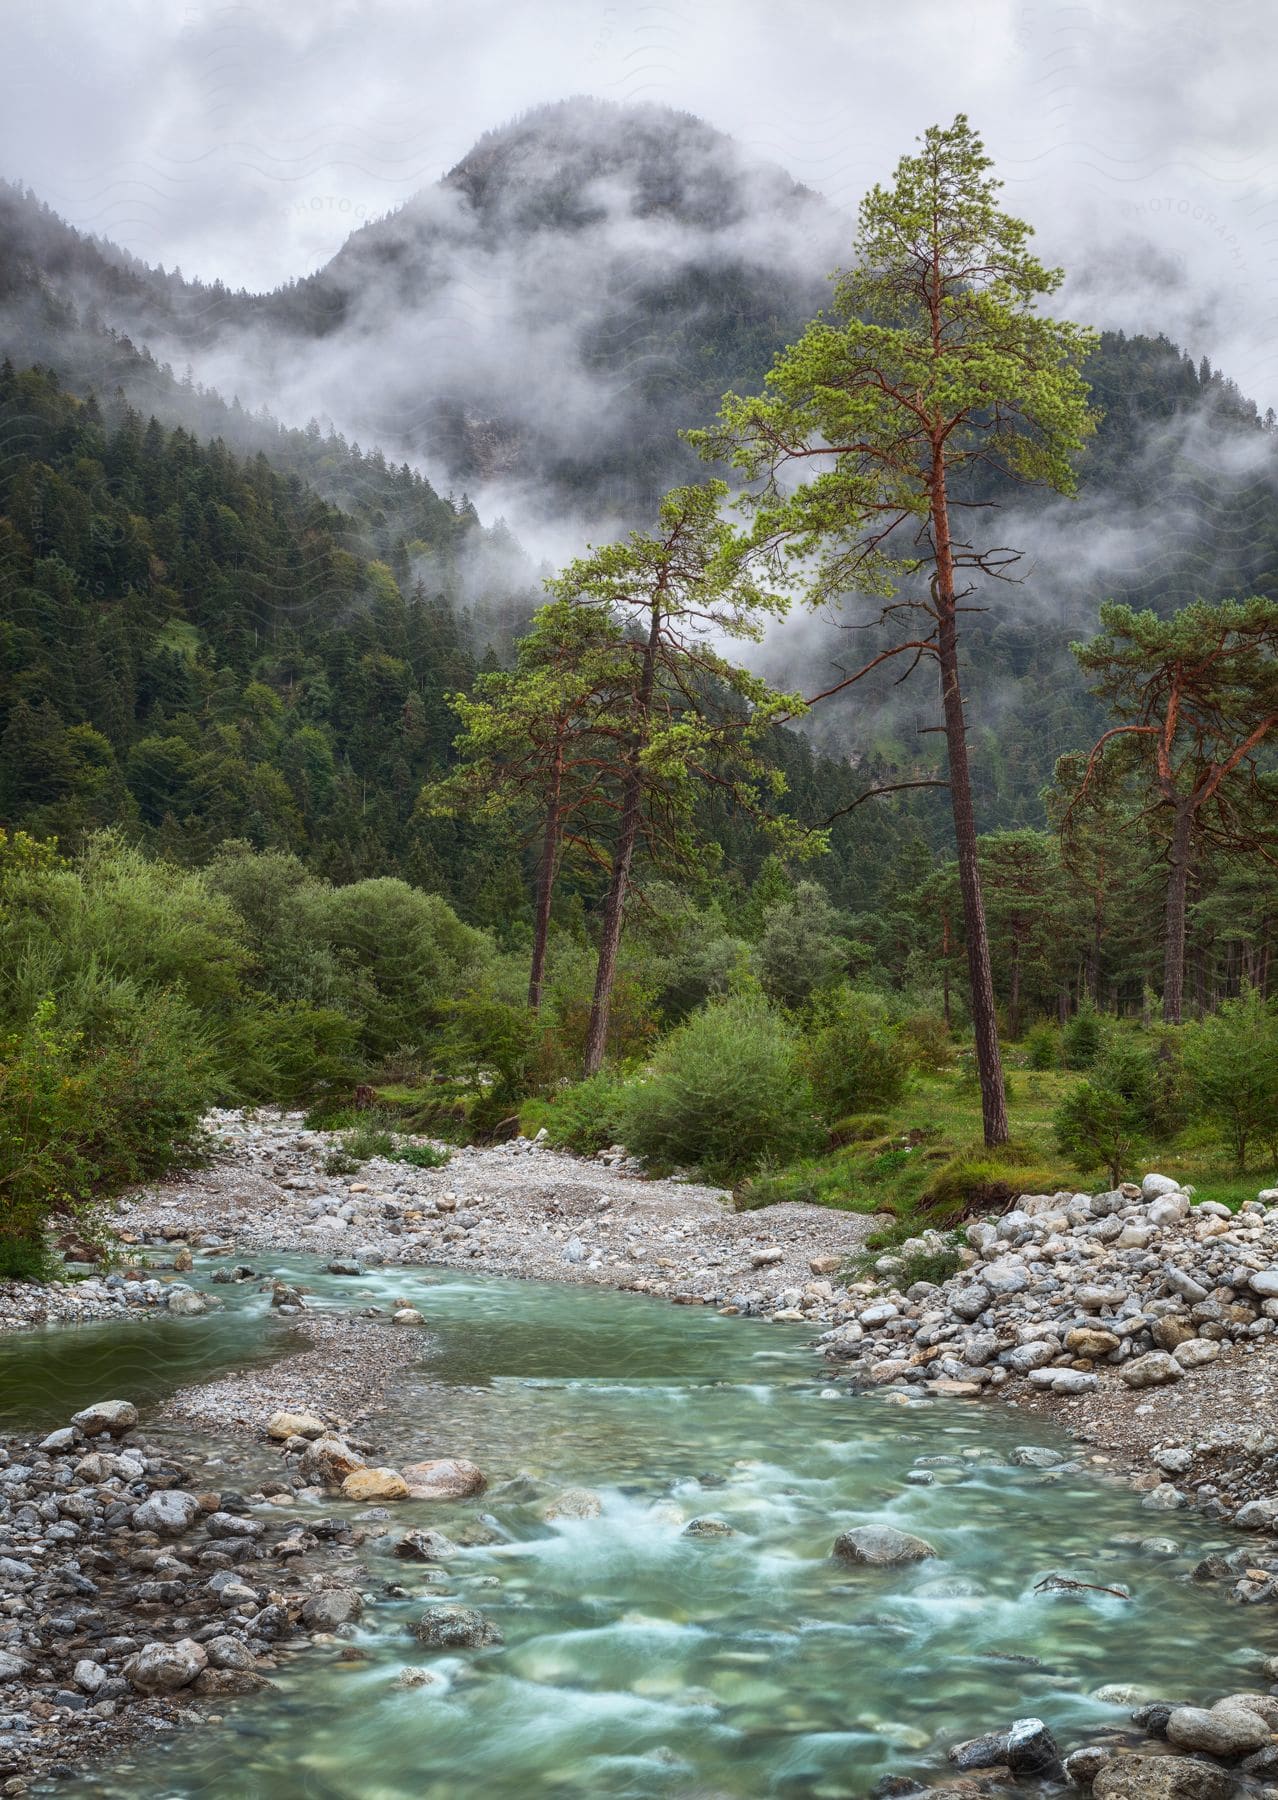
[8,1113,1278,1794]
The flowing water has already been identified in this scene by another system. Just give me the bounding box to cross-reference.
[18,1259,1278,1798]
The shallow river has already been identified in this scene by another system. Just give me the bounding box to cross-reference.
[16,1259,1278,1798]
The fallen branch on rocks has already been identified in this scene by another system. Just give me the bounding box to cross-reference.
[1034,1573,1131,1600]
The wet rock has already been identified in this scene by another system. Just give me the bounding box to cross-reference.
[341,1467,411,1502]
[300,1587,364,1629]
[1120,1352,1184,1389]
[683,1517,736,1538]
[166,1289,209,1316]
[205,1510,265,1538]
[394,1530,459,1562]
[1063,1745,1111,1788]
[70,1400,138,1437]
[401,1457,487,1500]
[1130,1703,1174,1738]
[412,1605,504,1649]
[1234,1499,1278,1530]
[1006,1717,1065,1780]
[541,1488,603,1521]
[947,1731,1009,1770]
[131,1490,202,1536]
[298,1437,366,1486]
[192,1667,271,1697]
[1165,1702,1271,1757]
[125,1639,208,1694]
[832,1526,938,1566]
[1093,1754,1236,1800]
[392,1308,425,1326]
[205,1636,256,1671]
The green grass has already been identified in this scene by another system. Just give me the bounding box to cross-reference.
[734,1067,1278,1229]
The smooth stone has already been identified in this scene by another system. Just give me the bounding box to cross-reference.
[70,1400,138,1438]
[1165,1703,1270,1757]
[1094,1754,1234,1800]
[301,1588,364,1629]
[832,1526,937,1566]
[1120,1352,1183,1389]
[342,1468,411,1502]
[401,1458,487,1500]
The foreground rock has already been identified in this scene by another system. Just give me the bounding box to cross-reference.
[832,1525,937,1566]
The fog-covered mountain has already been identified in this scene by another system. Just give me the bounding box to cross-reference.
[5,97,1278,821]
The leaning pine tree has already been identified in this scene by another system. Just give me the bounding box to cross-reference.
[690,116,1099,1147]
[546,481,807,1077]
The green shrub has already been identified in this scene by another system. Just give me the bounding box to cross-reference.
[1182,988,1278,1172]
[801,988,910,1121]
[538,1072,633,1155]
[220,1002,357,1105]
[1053,1038,1157,1185]
[896,1010,953,1073]
[1062,1006,1102,1070]
[0,1234,56,1282]
[392,1141,451,1170]
[621,995,820,1183]
[1025,1022,1060,1070]
[0,989,214,1265]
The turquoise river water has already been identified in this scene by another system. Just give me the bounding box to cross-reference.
[12,1257,1276,1798]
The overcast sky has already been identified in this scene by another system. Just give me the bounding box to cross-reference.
[6,0,1278,404]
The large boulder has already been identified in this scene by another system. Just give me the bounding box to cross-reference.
[70,1400,137,1438]
[1166,1703,1271,1757]
[1120,1353,1184,1389]
[131,1490,202,1536]
[1141,1174,1182,1200]
[401,1457,487,1500]
[125,1639,207,1694]
[412,1605,503,1649]
[342,1467,410,1502]
[832,1526,937,1566]
[1094,1754,1235,1800]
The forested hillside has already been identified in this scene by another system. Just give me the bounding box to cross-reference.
[4,102,1278,1280]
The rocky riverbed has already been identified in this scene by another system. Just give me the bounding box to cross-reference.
[9,1114,1278,1796]
[0,1397,397,1791]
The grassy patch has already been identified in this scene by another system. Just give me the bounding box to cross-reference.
[735,1066,1278,1230]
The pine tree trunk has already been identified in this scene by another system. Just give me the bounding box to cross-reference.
[931,461,1008,1147]
[583,620,660,1076]
[582,766,642,1075]
[1162,799,1193,1024]
[1009,935,1022,1042]
[527,734,564,1011]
